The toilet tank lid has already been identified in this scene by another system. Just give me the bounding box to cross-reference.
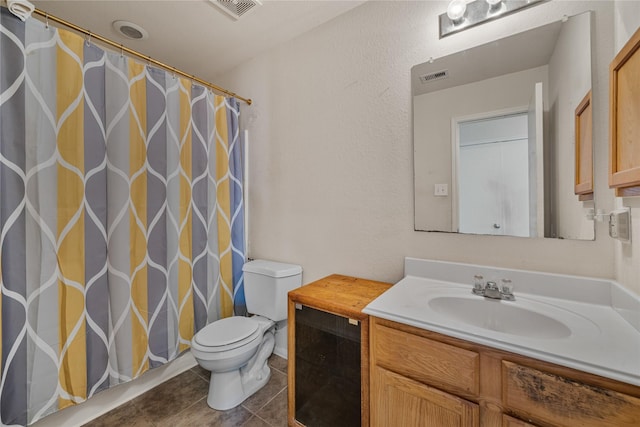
[243,260,302,278]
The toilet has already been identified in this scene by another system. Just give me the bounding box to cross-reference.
[190,259,302,410]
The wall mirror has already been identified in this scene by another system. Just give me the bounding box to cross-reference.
[413,10,595,240]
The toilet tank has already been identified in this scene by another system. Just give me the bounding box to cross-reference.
[243,260,302,321]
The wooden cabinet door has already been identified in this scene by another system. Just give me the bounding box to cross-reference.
[575,90,593,199]
[609,26,640,196]
[371,366,479,427]
[503,361,640,427]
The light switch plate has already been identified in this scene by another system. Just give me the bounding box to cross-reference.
[609,208,631,242]
[434,183,448,196]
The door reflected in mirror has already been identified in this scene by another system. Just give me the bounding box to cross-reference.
[413,10,595,240]
[457,112,531,237]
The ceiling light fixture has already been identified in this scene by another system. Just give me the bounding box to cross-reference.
[439,0,548,38]
[112,20,148,40]
[486,0,504,14]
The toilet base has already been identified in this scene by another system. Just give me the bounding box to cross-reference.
[205,328,276,410]
[207,367,271,410]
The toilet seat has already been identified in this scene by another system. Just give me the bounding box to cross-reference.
[194,317,261,352]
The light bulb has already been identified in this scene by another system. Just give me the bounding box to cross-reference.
[447,0,467,23]
[486,0,503,12]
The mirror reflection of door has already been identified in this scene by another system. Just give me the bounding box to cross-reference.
[457,112,532,237]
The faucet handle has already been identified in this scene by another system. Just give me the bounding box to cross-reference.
[500,278,513,294]
[472,275,485,295]
[501,278,515,300]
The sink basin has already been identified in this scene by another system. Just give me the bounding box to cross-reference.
[428,296,572,339]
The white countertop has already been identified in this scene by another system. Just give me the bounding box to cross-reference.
[363,258,640,387]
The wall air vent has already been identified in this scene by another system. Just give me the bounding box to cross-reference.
[209,0,263,21]
[419,69,449,84]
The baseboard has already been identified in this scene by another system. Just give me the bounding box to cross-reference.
[31,351,197,427]
[273,345,288,359]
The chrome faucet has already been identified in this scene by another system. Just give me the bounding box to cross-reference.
[483,281,502,299]
[472,276,515,301]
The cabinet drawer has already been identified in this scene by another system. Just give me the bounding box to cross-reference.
[372,323,479,396]
[503,361,640,427]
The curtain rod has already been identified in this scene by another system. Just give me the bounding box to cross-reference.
[31,7,252,105]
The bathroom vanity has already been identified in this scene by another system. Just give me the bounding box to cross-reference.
[287,260,640,426]
[364,258,640,427]
[287,275,392,427]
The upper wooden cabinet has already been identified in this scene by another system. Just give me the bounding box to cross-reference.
[609,26,640,197]
[575,90,593,200]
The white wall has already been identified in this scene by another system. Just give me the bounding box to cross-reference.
[218,1,624,290]
[614,0,640,295]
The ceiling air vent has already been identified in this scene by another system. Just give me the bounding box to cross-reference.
[419,69,449,84]
[209,0,263,21]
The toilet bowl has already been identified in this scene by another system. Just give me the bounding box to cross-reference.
[191,259,302,410]
[191,315,275,410]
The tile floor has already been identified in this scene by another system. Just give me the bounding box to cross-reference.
[83,355,288,427]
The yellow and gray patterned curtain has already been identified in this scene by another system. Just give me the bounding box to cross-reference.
[0,8,246,425]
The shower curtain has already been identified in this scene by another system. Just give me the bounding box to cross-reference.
[0,8,246,426]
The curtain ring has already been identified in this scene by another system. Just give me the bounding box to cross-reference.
[45,13,49,29]
[120,44,124,58]
[86,32,92,47]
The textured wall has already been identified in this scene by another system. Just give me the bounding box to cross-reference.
[218,1,627,290]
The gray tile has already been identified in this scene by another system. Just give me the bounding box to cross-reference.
[82,400,153,427]
[255,389,288,427]
[241,369,287,413]
[242,415,271,427]
[157,397,253,427]
[83,358,292,427]
[191,364,211,382]
[268,354,288,374]
[132,370,209,423]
